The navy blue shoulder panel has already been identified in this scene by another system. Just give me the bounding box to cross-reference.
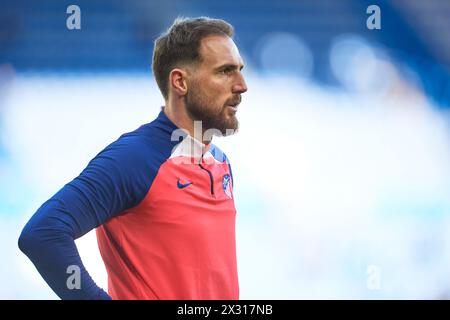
[50,110,179,237]
[56,118,179,236]
[18,111,179,300]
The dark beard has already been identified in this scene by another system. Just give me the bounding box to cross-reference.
[185,84,239,139]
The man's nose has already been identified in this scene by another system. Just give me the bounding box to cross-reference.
[232,72,248,94]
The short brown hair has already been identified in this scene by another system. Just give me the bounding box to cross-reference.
[152,17,234,100]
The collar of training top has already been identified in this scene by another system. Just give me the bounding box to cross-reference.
[156,108,216,163]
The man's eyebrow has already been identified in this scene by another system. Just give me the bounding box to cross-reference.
[215,63,244,71]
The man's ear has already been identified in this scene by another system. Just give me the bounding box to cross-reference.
[169,68,189,97]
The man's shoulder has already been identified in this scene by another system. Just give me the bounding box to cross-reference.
[119,118,172,145]
[92,120,176,171]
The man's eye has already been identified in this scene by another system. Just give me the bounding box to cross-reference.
[220,68,233,74]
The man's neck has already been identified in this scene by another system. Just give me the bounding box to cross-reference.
[163,103,211,147]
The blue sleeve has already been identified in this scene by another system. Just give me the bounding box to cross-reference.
[18,134,157,300]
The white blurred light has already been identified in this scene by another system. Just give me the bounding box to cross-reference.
[330,34,397,95]
[257,32,314,79]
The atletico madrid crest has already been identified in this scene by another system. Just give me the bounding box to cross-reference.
[222,174,232,198]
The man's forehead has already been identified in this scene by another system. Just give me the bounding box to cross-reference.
[199,35,243,66]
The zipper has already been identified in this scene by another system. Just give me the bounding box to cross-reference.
[198,164,215,196]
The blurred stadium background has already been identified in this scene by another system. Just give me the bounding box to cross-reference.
[1,0,450,299]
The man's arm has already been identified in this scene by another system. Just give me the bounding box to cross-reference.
[18,136,153,299]
[18,197,112,299]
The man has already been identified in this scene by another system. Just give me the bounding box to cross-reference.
[18,17,247,300]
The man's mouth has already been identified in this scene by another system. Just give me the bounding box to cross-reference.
[225,98,241,112]
[226,103,239,112]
